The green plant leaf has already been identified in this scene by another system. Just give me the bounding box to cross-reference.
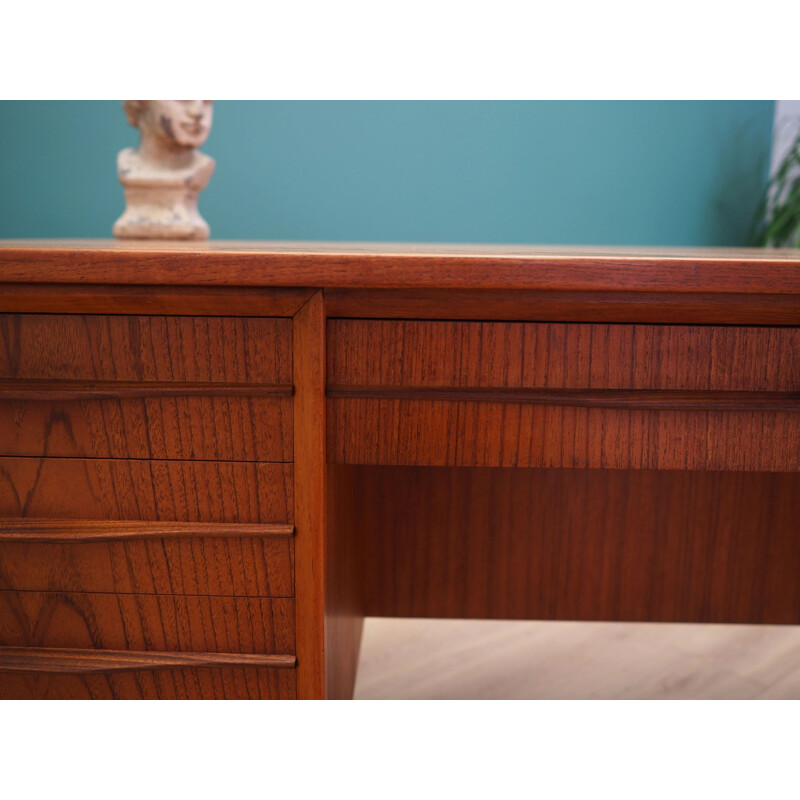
[750,126,800,248]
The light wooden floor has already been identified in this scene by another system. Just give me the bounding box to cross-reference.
[353,618,800,699]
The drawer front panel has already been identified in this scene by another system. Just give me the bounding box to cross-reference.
[329,399,800,470]
[0,457,293,522]
[328,320,800,391]
[0,667,296,699]
[0,591,295,654]
[329,320,800,470]
[0,314,291,384]
[0,534,294,597]
[0,396,292,461]
[0,314,293,461]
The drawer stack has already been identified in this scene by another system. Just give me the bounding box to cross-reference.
[0,313,297,698]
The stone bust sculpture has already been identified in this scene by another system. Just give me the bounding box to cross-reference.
[113,100,215,239]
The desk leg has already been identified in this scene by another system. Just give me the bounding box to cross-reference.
[294,292,363,699]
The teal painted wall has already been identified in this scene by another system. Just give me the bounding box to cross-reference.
[0,101,774,245]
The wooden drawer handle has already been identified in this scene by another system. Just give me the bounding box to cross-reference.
[0,646,296,674]
[0,519,294,543]
[0,378,293,399]
[328,385,800,411]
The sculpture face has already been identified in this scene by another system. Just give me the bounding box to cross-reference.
[140,100,213,149]
[115,100,216,239]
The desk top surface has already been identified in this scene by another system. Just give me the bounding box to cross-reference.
[2,240,800,293]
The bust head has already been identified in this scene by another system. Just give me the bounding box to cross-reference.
[124,100,214,150]
[114,100,215,239]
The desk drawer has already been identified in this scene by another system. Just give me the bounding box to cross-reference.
[329,320,800,391]
[0,314,293,461]
[328,320,800,470]
[0,314,291,384]
[0,457,293,522]
[0,665,297,699]
[0,523,294,597]
[0,591,295,655]
[0,395,292,461]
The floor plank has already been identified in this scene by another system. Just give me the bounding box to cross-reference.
[353,618,800,699]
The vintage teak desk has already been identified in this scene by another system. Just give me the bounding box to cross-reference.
[0,241,798,699]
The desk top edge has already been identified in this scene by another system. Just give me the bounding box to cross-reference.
[2,240,800,293]
[4,239,800,259]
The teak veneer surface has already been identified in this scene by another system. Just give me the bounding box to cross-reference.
[292,293,327,699]
[1,240,798,699]
[329,398,800,470]
[0,645,297,699]
[0,314,291,383]
[0,666,297,699]
[324,289,800,325]
[0,535,294,597]
[0,591,295,654]
[0,457,293,522]
[328,320,800,470]
[0,313,293,459]
[337,466,800,624]
[0,645,296,673]
[0,519,293,542]
[0,284,314,317]
[291,292,365,700]
[3,240,800,292]
[328,321,800,392]
[0,394,293,461]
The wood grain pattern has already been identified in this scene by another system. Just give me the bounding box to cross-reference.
[0,314,291,384]
[325,443,365,700]
[329,386,800,411]
[0,519,293,541]
[0,283,313,316]
[329,398,800,470]
[4,240,799,700]
[337,465,800,624]
[0,646,296,673]
[328,320,800,470]
[0,536,294,596]
[293,292,364,699]
[0,395,292,461]
[0,591,295,653]
[326,289,800,325]
[293,293,328,699]
[3,240,800,293]
[0,313,294,460]
[0,379,292,398]
[328,321,800,392]
[0,457,293,522]
[0,667,296,699]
